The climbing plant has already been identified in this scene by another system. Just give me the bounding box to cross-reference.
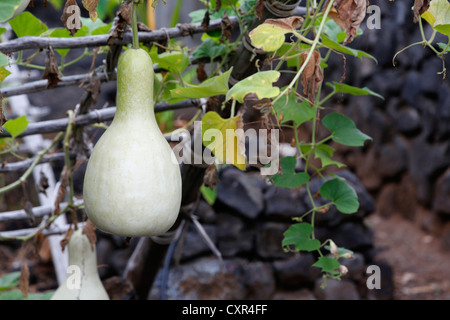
[0,0,449,297]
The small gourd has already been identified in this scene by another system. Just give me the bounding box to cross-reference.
[51,228,109,300]
[83,48,182,237]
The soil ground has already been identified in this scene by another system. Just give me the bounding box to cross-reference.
[366,214,450,300]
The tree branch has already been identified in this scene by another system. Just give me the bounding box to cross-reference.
[0,99,201,138]
[0,17,239,54]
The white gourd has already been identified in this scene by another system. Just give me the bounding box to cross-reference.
[51,228,109,300]
[83,48,182,237]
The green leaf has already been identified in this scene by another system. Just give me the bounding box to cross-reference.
[226,71,280,103]
[0,289,54,300]
[320,178,359,214]
[0,53,9,67]
[321,34,377,63]
[273,92,316,127]
[314,144,346,169]
[0,67,11,82]
[320,16,363,43]
[202,111,247,170]
[49,27,89,57]
[272,156,310,188]
[9,12,48,38]
[249,23,288,52]
[153,49,190,74]
[438,42,450,53]
[79,17,108,35]
[327,82,384,100]
[192,38,227,60]
[0,0,21,23]
[170,68,232,99]
[322,112,372,147]
[0,272,20,291]
[282,223,321,252]
[422,0,450,38]
[0,27,7,36]
[200,184,217,205]
[313,256,341,275]
[3,115,29,138]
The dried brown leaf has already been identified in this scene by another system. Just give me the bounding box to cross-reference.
[42,47,62,89]
[0,92,6,128]
[19,263,29,298]
[256,0,265,20]
[204,163,219,190]
[60,226,73,252]
[53,166,69,215]
[197,63,208,83]
[82,0,100,22]
[82,219,97,251]
[300,51,323,103]
[85,71,101,105]
[326,0,368,45]
[61,0,82,36]
[413,0,431,23]
[221,12,233,41]
[107,3,132,45]
[264,16,304,31]
[216,0,222,11]
[202,10,210,31]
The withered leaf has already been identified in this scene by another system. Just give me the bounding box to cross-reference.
[326,0,368,45]
[202,10,210,31]
[300,51,323,103]
[107,2,132,45]
[197,63,208,83]
[61,0,82,36]
[82,0,100,22]
[38,170,49,195]
[82,219,97,251]
[204,163,219,190]
[243,92,273,112]
[19,263,30,298]
[256,0,265,20]
[221,12,233,41]
[413,0,431,23]
[264,16,304,31]
[53,166,69,215]
[85,71,101,105]
[42,47,62,89]
[60,226,73,252]
[216,0,222,11]
[0,92,6,128]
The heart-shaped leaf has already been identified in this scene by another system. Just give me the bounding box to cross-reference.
[226,71,280,103]
[272,156,310,188]
[171,68,231,99]
[3,115,29,138]
[282,223,321,252]
[202,111,246,170]
[322,112,372,147]
[273,92,316,127]
[320,178,359,214]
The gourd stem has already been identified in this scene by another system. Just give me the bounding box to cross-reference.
[132,0,140,49]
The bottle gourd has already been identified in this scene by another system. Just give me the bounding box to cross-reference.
[51,228,109,300]
[83,48,182,237]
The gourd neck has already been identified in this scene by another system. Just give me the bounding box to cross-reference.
[115,48,155,122]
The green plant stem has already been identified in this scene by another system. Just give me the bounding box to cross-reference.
[132,0,140,49]
[63,110,75,210]
[0,132,64,196]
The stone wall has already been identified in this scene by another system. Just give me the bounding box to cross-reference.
[325,0,450,250]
